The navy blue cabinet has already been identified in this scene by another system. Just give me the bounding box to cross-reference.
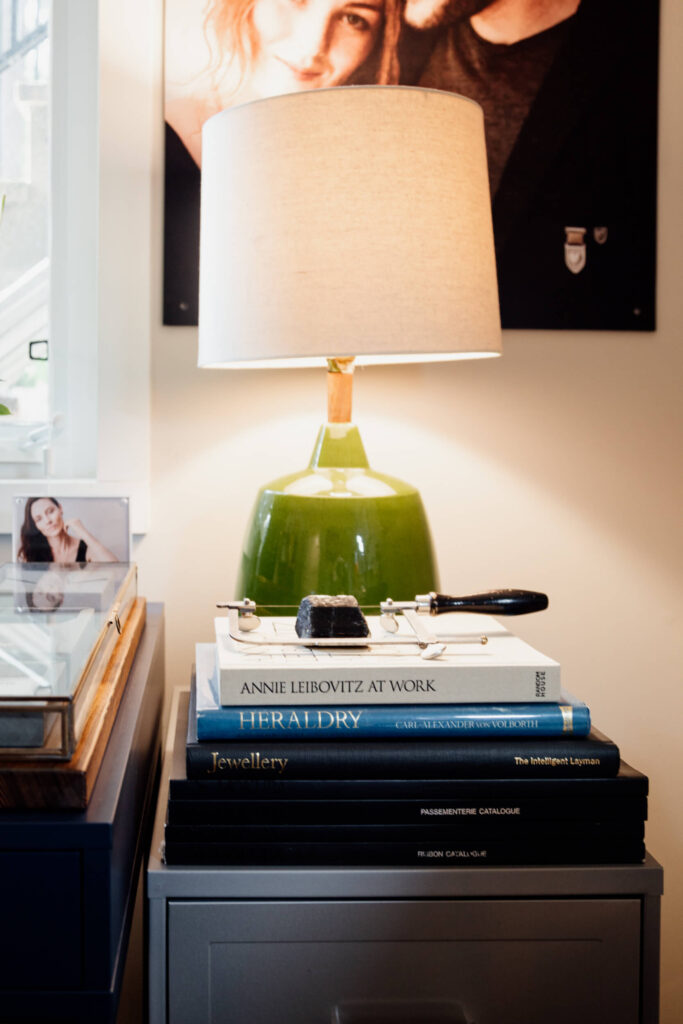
[0,604,164,1023]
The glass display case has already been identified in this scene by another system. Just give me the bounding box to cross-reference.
[0,563,137,759]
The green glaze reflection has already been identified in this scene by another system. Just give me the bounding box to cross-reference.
[236,424,439,610]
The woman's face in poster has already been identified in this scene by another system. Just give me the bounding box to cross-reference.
[30,498,64,539]
[251,0,385,95]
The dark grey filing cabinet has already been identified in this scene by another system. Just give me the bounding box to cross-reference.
[148,689,663,1024]
[0,605,164,1024]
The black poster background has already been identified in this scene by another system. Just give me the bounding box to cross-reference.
[163,0,659,331]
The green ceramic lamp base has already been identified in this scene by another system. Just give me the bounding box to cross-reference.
[236,423,439,611]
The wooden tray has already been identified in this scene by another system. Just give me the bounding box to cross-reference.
[0,598,147,809]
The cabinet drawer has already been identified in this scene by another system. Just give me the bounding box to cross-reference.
[167,897,641,1024]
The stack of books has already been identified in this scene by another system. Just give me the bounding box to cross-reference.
[163,612,648,867]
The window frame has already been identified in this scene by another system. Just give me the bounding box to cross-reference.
[0,0,155,535]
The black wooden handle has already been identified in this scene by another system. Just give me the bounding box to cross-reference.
[430,589,548,615]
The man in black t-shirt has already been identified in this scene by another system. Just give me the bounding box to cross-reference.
[401,0,659,331]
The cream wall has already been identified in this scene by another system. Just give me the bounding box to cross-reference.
[138,2,682,1017]
[2,0,680,1016]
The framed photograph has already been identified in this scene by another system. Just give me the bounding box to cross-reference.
[12,496,131,564]
[163,0,658,332]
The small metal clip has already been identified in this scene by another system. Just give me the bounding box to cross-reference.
[216,598,261,631]
[109,601,122,634]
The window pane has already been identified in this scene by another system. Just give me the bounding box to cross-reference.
[0,0,49,442]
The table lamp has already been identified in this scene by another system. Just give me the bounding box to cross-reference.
[198,86,501,609]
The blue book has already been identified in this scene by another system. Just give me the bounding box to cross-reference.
[195,645,590,741]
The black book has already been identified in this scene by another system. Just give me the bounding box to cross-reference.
[185,735,620,780]
[166,794,648,827]
[164,820,644,844]
[170,766,647,802]
[163,838,646,868]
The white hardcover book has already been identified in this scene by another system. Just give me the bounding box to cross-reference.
[214,612,560,706]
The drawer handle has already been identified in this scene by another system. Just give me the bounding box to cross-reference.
[331,1000,471,1024]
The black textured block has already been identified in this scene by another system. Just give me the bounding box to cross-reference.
[295,595,370,639]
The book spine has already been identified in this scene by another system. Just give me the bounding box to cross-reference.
[166,795,648,826]
[218,664,561,706]
[164,820,644,844]
[170,769,647,802]
[185,734,620,780]
[163,838,646,867]
[196,701,590,741]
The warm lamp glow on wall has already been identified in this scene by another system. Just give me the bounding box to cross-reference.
[198,86,501,608]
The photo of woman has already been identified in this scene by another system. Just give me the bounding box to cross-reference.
[163,0,405,323]
[13,497,130,565]
[167,0,404,167]
[16,498,118,564]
